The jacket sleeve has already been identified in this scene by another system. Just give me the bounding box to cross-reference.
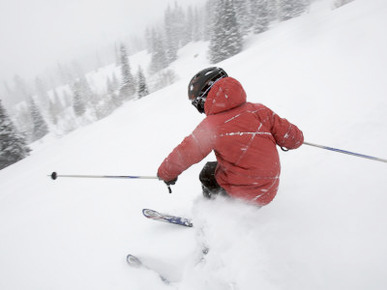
[258,104,304,150]
[157,119,214,181]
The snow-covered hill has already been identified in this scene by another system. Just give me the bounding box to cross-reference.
[1,0,387,289]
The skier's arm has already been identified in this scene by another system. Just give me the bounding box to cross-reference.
[270,112,304,150]
[158,120,214,182]
[255,104,303,150]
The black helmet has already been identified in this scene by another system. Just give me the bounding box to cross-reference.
[188,67,228,113]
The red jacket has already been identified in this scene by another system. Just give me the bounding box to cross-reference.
[158,77,303,206]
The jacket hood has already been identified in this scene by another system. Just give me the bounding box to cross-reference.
[204,77,247,115]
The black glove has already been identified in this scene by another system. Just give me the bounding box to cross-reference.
[164,177,178,186]
[158,176,178,193]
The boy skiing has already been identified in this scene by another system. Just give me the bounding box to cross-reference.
[157,67,303,206]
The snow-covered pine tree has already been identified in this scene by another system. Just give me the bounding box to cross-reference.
[251,0,270,34]
[209,0,243,63]
[100,77,117,118]
[278,0,292,21]
[114,42,120,66]
[109,73,121,108]
[111,73,119,92]
[278,0,308,21]
[233,0,252,36]
[48,89,62,124]
[187,7,196,42]
[194,6,208,42]
[72,80,86,117]
[13,103,33,141]
[176,4,190,47]
[80,76,96,108]
[333,0,354,8]
[0,99,31,170]
[164,5,179,63]
[119,43,136,99]
[149,29,169,74]
[29,98,49,142]
[106,77,114,96]
[165,3,189,59]
[145,28,154,54]
[62,88,73,108]
[137,66,149,98]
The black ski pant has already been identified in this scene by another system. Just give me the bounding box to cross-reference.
[199,161,228,199]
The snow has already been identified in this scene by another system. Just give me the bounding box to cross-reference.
[1,0,387,289]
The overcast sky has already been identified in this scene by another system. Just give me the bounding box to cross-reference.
[0,0,206,85]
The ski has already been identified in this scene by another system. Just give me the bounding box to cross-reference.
[126,254,169,284]
[142,208,193,227]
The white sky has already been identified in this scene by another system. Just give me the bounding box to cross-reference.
[0,0,206,84]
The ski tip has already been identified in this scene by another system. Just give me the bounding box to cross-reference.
[142,208,160,219]
[142,208,153,215]
[126,254,142,267]
[142,209,151,218]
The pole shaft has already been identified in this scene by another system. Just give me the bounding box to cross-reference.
[303,142,387,163]
[58,175,158,179]
[50,172,158,180]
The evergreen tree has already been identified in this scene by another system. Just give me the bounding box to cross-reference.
[187,7,195,42]
[0,99,31,170]
[209,0,243,63]
[114,42,120,66]
[176,4,190,47]
[145,28,154,54]
[149,29,169,74]
[106,77,114,96]
[29,98,49,141]
[187,5,206,42]
[119,43,136,99]
[80,76,94,106]
[203,1,214,42]
[62,88,73,108]
[278,0,307,21]
[111,73,119,93]
[48,89,62,124]
[233,0,252,36]
[333,0,354,8]
[137,66,149,98]
[251,0,270,34]
[164,5,179,63]
[72,80,87,117]
[13,103,33,141]
[165,3,189,59]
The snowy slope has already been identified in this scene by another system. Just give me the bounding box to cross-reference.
[1,0,387,289]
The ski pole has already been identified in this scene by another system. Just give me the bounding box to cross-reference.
[303,142,387,163]
[49,172,158,180]
[49,172,173,193]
